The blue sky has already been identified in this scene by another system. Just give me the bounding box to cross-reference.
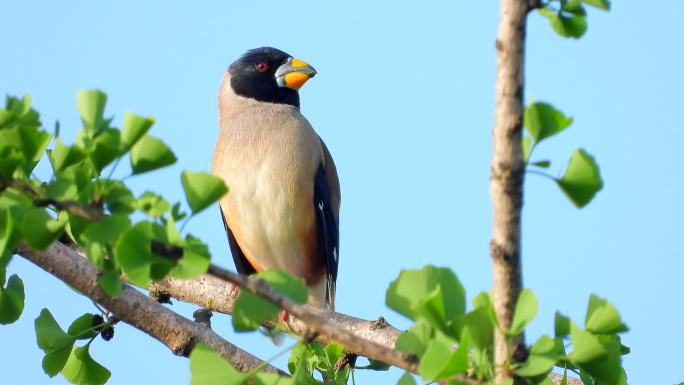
[1,1,682,384]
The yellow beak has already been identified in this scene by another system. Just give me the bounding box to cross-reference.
[275,57,317,90]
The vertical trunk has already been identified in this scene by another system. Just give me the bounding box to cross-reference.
[490,0,528,382]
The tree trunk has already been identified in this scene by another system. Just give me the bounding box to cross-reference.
[490,0,528,382]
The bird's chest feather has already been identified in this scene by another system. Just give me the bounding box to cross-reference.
[212,107,322,275]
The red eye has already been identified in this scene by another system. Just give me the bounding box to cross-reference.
[255,61,269,72]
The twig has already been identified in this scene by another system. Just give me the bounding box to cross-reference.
[0,177,105,222]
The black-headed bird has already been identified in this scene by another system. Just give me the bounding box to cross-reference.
[212,47,340,311]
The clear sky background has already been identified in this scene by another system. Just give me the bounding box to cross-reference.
[1,1,682,384]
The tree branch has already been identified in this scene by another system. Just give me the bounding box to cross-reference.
[16,240,582,385]
[491,0,528,382]
[205,265,419,373]
[149,272,402,353]
[15,241,285,375]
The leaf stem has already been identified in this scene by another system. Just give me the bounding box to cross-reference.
[246,341,297,377]
[525,168,556,181]
[179,213,194,233]
[92,301,106,314]
[106,157,122,180]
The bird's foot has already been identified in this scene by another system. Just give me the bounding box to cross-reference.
[229,283,240,298]
[280,310,288,322]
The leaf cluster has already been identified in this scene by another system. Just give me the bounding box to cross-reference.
[536,0,610,39]
[385,266,630,385]
[0,91,228,384]
[523,102,603,208]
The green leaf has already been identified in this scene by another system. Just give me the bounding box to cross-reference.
[130,135,177,174]
[0,274,25,324]
[35,308,77,375]
[472,291,499,329]
[0,123,52,175]
[19,126,52,172]
[0,187,32,210]
[171,235,210,279]
[20,207,67,250]
[396,321,436,357]
[0,147,23,178]
[253,372,293,385]
[324,343,345,366]
[0,209,14,260]
[104,182,135,215]
[585,295,628,334]
[509,288,538,336]
[80,214,131,248]
[91,128,123,172]
[579,368,594,385]
[555,311,571,338]
[46,177,79,201]
[97,270,123,297]
[1,95,40,130]
[569,323,607,364]
[135,191,171,218]
[460,308,494,351]
[44,346,73,377]
[115,221,173,287]
[522,136,533,163]
[35,309,76,351]
[189,343,248,385]
[77,90,107,135]
[539,7,588,39]
[531,160,551,168]
[61,344,111,385]
[171,202,187,221]
[556,149,603,208]
[583,0,610,10]
[386,266,466,333]
[120,112,155,151]
[287,343,307,375]
[365,358,391,371]
[561,368,568,385]
[232,269,308,331]
[514,335,563,377]
[418,338,468,381]
[562,0,586,14]
[579,335,627,385]
[181,171,228,214]
[524,102,573,144]
[79,214,131,268]
[397,372,417,385]
[50,139,88,173]
[67,314,99,340]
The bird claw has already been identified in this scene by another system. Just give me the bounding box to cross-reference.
[229,283,240,298]
[280,310,288,322]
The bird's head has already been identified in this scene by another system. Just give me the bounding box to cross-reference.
[228,47,317,108]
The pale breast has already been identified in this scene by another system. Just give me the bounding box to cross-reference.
[212,102,324,280]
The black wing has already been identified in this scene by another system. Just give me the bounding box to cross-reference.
[219,206,257,276]
[314,163,340,307]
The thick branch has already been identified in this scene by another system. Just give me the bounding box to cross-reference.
[149,272,402,352]
[206,265,419,373]
[16,242,284,375]
[491,0,528,382]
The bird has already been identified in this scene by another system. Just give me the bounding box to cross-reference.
[212,47,340,311]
